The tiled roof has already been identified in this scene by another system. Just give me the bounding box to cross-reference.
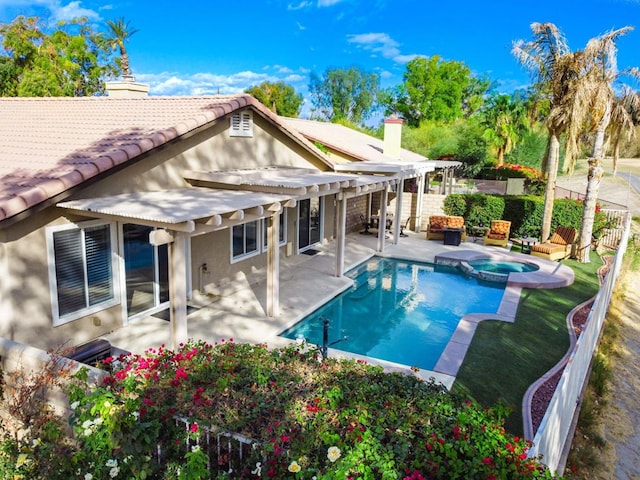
[281,117,429,164]
[0,94,328,225]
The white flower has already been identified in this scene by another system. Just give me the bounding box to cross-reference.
[251,462,262,476]
[84,474,93,480]
[81,419,93,429]
[288,461,301,473]
[31,438,41,447]
[327,446,341,463]
[83,428,92,436]
[94,417,104,425]
[104,401,111,408]
[131,411,140,420]
[70,401,80,410]
[109,466,119,478]
[191,445,201,453]
[105,459,118,468]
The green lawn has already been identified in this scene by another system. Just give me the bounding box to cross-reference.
[452,251,603,435]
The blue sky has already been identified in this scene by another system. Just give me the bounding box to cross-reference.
[1,0,639,120]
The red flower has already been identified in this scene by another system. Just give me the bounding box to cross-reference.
[190,423,199,433]
[482,457,493,465]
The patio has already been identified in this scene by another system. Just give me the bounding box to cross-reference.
[103,230,574,388]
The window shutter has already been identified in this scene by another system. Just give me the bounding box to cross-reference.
[51,223,115,320]
[53,228,86,316]
[85,225,113,306]
[229,111,253,137]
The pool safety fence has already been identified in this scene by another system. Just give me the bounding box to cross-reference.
[156,417,262,475]
[527,211,631,475]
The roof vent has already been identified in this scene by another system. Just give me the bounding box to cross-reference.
[229,111,253,137]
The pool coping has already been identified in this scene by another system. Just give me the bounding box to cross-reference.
[429,250,574,380]
[304,249,575,391]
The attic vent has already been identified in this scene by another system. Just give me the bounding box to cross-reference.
[229,111,253,137]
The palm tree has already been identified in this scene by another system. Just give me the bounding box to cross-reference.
[608,86,640,176]
[512,23,589,241]
[105,17,138,79]
[481,94,528,166]
[572,27,638,262]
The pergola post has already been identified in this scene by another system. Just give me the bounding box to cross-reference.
[169,230,189,349]
[335,194,347,277]
[393,177,404,244]
[377,187,389,252]
[266,211,280,317]
[415,173,425,232]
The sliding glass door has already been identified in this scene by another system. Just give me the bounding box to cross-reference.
[123,224,169,318]
[298,197,322,252]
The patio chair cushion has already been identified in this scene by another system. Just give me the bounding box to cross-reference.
[447,216,465,229]
[549,226,577,245]
[429,216,448,231]
[487,220,511,238]
[531,243,566,255]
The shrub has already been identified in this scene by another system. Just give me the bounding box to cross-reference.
[443,193,466,216]
[61,341,560,479]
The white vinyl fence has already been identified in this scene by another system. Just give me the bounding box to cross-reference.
[529,212,632,474]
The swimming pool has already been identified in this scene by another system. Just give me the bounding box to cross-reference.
[280,257,506,371]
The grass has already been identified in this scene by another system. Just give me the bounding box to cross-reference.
[452,250,602,435]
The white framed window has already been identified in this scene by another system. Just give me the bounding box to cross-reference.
[47,220,119,326]
[231,220,260,262]
[262,211,287,250]
[229,110,253,137]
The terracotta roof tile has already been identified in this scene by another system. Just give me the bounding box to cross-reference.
[0,94,329,225]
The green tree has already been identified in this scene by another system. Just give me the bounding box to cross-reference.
[104,17,138,78]
[245,81,303,117]
[381,56,481,126]
[512,23,589,241]
[480,93,528,166]
[454,118,490,177]
[0,15,114,97]
[462,74,494,117]
[308,66,379,124]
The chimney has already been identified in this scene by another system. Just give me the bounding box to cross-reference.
[105,76,150,98]
[383,116,403,159]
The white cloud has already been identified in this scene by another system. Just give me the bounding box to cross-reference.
[296,21,306,30]
[348,32,399,57]
[317,0,343,6]
[52,0,99,21]
[0,0,100,23]
[136,67,310,97]
[287,1,312,9]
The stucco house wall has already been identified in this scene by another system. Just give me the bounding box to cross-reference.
[0,107,335,351]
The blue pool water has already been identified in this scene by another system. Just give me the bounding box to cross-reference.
[468,259,539,274]
[280,257,506,371]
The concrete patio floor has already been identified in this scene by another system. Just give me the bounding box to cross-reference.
[103,230,574,389]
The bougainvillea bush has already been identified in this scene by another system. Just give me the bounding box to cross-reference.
[59,340,562,480]
[2,340,563,479]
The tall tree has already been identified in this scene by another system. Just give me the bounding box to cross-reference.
[512,23,588,241]
[607,86,640,175]
[573,26,638,262]
[0,15,112,96]
[308,66,379,124]
[245,81,303,117]
[380,56,481,126]
[480,93,528,166]
[105,17,138,78]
